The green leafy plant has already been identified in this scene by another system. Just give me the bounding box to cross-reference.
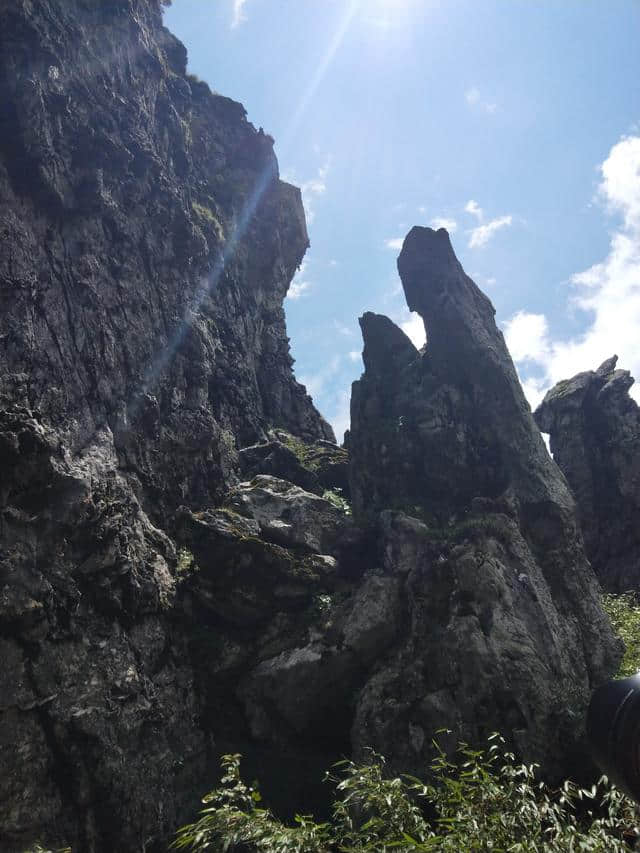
[177,547,195,573]
[322,489,351,516]
[191,201,224,241]
[173,735,639,852]
[602,592,640,677]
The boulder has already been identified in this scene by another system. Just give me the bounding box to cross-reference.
[226,475,349,553]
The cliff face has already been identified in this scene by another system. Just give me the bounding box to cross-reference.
[0,0,332,849]
[535,357,640,592]
[0,0,332,516]
[0,3,626,851]
[349,228,620,778]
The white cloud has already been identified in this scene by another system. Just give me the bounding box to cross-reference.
[465,199,484,220]
[430,216,457,233]
[400,311,426,349]
[465,86,481,105]
[600,135,640,229]
[503,311,550,364]
[348,350,362,362]
[231,0,248,28]
[333,319,356,337]
[520,377,550,413]
[287,280,311,300]
[287,260,311,300]
[299,355,342,400]
[469,214,512,248]
[505,134,640,408]
[465,87,497,114]
[300,158,330,225]
[385,237,404,250]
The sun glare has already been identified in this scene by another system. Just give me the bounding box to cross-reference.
[362,0,419,30]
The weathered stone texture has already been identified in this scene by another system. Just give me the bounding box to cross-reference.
[0,0,332,517]
[348,227,620,778]
[535,356,640,592]
[0,0,331,849]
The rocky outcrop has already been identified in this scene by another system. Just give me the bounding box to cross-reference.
[348,227,621,778]
[535,356,640,592]
[238,429,349,497]
[0,407,205,851]
[0,0,332,520]
[0,0,332,849]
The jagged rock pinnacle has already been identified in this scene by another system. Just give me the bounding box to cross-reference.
[348,227,620,779]
[359,312,418,374]
[397,227,497,367]
[534,356,640,591]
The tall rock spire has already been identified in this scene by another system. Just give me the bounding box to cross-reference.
[348,227,620,779]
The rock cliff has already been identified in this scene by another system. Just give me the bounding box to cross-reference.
[0,0,333,849]
[349,227,620,778]
[535,356,640,592]
[0,0,333,518]
[0,2,625,851]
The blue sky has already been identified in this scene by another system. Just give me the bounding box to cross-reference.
[164,0,640,441]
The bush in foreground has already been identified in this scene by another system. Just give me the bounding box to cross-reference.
[173,734,639,852]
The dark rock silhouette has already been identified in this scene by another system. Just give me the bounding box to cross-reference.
[535,356,640,592]
[0,0,332,520]
[0,0,331,849]
[349,227,620,778]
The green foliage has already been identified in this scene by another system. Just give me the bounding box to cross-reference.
[322,488,352,516]
[173,736,639,852]
[280,433,314,467]
[191,201,224,241]
[279,433,347,473]
[177,547,195,573]
[602,592,640,677]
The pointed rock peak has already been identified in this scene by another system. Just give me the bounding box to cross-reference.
[397,227,462,304]
[535,357,635,433]
[596,354,618,377]
[396,227,496,359]
[359,312,418,373]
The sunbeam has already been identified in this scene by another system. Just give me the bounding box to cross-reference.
[134,1,364,418]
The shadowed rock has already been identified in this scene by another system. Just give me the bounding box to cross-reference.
[351,227,571,520]
[0,0,332,849]
[348,227,620,780]
[535,356,640,592]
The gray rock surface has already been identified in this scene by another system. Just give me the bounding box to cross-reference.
[0,407,204,851]
[0,0,332,521]
[227,475,348,553]
[535,356,640,591]
[238,430,349,496]
[0,0,332,849]
[348,227,621,778]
